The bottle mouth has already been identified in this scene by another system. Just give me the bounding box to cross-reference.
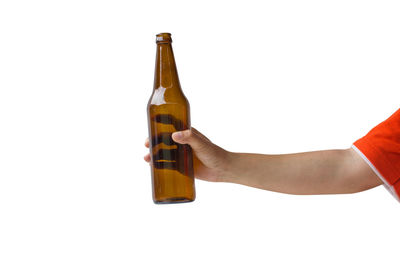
[156,32,172,43]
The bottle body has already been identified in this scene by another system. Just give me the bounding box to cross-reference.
[147,33,195,204]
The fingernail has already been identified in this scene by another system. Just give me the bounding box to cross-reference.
[173,131,183,140]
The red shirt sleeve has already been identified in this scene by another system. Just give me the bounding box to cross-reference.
[352,109,400,201]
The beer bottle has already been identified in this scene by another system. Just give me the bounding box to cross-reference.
[147,33,195,204]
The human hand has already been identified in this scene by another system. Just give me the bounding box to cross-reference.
[144,127,231,182]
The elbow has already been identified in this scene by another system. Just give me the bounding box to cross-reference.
[336,148,383,194]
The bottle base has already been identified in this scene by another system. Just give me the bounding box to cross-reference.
[154,197,195,204]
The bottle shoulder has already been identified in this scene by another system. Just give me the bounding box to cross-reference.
[148,87,189,106]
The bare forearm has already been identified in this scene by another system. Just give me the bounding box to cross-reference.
[222,148,382,195]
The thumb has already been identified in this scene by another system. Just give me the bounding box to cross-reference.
[171,129,210,152]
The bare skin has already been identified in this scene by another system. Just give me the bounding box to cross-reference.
[144,128,383,195]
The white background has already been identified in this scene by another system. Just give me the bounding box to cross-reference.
[0,0,399,266]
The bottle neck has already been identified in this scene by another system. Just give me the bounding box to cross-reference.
[153,43,181,90]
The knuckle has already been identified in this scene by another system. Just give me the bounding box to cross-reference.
[186,129,193,138]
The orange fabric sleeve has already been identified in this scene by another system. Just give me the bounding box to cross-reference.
[353,109,400,200]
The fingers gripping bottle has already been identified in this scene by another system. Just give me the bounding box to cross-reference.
[147,33,196,204]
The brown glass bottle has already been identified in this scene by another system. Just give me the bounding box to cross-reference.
[147,33,195,204]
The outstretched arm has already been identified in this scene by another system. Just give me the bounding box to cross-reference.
[144,128,382,195]
[224,148,382,194]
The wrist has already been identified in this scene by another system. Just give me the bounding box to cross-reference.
[219,151,239,183]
